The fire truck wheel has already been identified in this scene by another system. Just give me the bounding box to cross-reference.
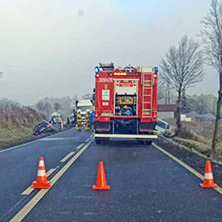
[139,140,152,145]
[145,141,152,145]
[95,138,110,144]
[95,139,102,144]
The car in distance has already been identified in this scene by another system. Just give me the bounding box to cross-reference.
[33,120,55,135]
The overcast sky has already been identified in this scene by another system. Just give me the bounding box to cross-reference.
[0,0,218,105]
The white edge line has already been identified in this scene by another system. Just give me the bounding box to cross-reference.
[21,168,56,195]
[0,128,75,154]
[153,143,222,195]
[11,140,92,222]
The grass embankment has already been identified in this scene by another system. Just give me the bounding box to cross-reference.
[0,100,45,149]
[173,137,211,154]
[0,127,33,148]
[166,119,222,156]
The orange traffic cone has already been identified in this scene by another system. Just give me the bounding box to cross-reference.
[200,160,218,188]
[92,161,110,190]
[32,157,51,189]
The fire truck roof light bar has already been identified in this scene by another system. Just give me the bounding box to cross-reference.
[99,62,114,71]
[94,134,158,139]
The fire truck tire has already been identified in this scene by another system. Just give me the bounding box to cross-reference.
[95,139,101,144]
[102,138,110,144]
[145,141,152,145]
[95,138,110,144]
[138,140,152,145]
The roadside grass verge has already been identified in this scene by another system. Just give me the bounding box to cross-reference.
[172,137,211,156]
[165,119,222,156]
[0,127,33,148]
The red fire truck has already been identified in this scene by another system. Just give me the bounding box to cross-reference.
[93,63,158,144]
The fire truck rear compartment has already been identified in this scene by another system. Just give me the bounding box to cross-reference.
[115,95,137,116]
[113,119,137,134]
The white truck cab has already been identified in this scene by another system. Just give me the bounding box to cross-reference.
[76,100,93,121]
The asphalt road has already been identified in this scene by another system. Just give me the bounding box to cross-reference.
[1,128,222,222]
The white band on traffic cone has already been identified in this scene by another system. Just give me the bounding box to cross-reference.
[38,170,46,177]
[204,173,213,179]
[39,160,45,167]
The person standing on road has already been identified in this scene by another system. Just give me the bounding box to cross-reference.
[73,109,77,125]
[76,110,82,131]
[90,110,95,131]
[85,109,91,132]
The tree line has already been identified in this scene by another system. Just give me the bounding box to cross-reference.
[160,0,222,154]
[159,92,217,116]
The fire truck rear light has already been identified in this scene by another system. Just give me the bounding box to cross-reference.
[96,74,99,77]
[153,111,157,118]
[113,72,127,76]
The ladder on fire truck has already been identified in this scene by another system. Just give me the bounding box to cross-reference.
[142,72,153,118]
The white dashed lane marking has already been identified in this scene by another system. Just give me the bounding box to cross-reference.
[76,143,84,150]
[60,151,75,162]
[12,140,92,222]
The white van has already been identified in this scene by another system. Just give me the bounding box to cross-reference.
[155,119,171,135]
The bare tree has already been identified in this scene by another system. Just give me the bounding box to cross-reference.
[157,76,166,102]
[201,0,222,154]
[160,35,203,136]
